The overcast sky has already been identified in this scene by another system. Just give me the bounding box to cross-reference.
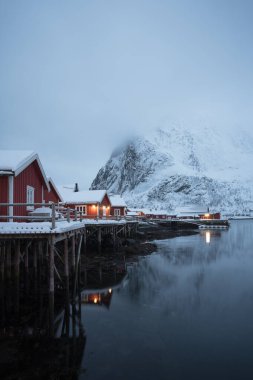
[1,0,253,188]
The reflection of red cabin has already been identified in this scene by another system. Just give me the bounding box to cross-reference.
[109,195,126,217]
[59,186,111,218]
[82,290,113,309]
[0,150,62,220]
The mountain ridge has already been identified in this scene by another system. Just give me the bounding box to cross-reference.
[90,124,253,212]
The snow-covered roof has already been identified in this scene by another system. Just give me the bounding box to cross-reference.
[109,194,127,207]
[175,205,208,214]
[58,186,108,204]
[127,208,169,215]
[0,150,34,172]
[0,150,50,190]
[127,211,140,216]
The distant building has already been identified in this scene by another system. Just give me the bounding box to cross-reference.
[59,185,111,218]
[175,205,220,220]
[108,194,127,217]
[126,208,172,219]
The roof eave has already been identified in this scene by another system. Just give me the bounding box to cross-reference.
[14,153,50,191]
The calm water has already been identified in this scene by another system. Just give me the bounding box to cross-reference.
[81,221,253,380]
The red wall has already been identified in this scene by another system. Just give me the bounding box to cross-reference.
[0,176,8,218]
[44,183,61,203]
[14,161,47,216]
[111,207,126,216]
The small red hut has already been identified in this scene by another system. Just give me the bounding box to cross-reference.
[108,194,127,217]
[59,185,111,218]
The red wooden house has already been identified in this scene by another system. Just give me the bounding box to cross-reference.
[0,150,62,220]
[108,195,127,217]
[59,185,111,218]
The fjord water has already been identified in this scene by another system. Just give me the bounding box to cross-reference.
[81,220,253,380]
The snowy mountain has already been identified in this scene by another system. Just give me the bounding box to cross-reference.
[90,124,253,213]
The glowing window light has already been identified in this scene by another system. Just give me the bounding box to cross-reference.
[205,231,211,244]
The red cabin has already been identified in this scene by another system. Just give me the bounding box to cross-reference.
[109,195,127,217]
[0,150,62,220]
[59,186,111,218]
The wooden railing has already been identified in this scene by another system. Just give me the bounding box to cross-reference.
[0,202,129,230]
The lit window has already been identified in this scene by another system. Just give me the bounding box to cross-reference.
[75,205,87,215]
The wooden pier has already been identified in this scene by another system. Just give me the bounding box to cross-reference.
[0,202,138,336]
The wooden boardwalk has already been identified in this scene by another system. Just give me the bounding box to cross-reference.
[0,202,138,335]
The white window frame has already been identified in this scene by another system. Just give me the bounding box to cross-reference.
[114,208,121,216]
[75,205,87,215]
[27,186,35,210]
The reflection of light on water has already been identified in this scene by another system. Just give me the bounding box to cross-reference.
[94,298,98,304]
[205,231,211,244]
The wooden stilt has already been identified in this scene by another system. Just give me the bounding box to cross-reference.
[71,235,76,274]
[6,241,11,280]
[49,236,55,337]
[64,238,70,337]
[14,240,20,280]
[83,229,86,252]
[97,227,101,251]
[73,235,83,298]
[14,240,20,316]
[0,245,5,283]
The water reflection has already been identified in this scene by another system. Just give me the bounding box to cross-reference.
[0,250,127,379]
[0,280,86,379]
[82,221,253,380]
[82,289,114,309]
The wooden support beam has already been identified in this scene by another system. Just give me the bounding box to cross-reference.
[64,237,70,337]
[97,227,102,251]
[0,245,4,283]
[64,238,69,279]
[14,240,20,279]
[33,242,38,277]
[49,236,55,337]
[6,241,11,279]
[73,235,83,298]
[83,229,87,253]
[71,235,76,273]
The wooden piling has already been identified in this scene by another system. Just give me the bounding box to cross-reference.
[71,235,76,274]
[64,238,70,337]
[6,241,11,279]
[14,240,20,315]
[14,240,20,280]
[97,227,101,251]
[49,236,55,337]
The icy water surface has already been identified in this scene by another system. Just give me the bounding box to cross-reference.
[81,220,253,380]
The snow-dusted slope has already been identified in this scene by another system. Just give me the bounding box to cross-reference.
[90,124,253,212]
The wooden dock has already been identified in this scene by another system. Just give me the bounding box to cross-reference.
[0,202,138,336]
[150,218,230,229]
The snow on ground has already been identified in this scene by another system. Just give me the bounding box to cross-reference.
[0,219,128,234]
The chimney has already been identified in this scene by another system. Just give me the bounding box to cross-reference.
[74,183,79,192]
